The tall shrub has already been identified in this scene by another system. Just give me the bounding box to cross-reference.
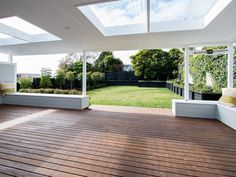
[55,69,65,89]
[66,71,75,90]
[40,68,52,88]
[18,77,33,89]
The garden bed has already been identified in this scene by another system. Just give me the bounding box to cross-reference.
[166,82,222,101]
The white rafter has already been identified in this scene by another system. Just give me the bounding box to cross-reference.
[0,23,31,42]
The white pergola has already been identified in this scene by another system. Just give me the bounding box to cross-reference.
[0,0,235,111]
[183,43,235,100]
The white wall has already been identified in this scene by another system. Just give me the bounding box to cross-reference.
[0,62,17,104]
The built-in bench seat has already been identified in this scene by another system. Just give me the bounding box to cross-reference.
[172,99,236,130]
[217,104,236,130]
[1,93,89,110]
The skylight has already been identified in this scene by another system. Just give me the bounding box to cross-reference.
[89,0,146,27]
[78,0,232,36]
[0,33,11,39]
[0,16,47,35]
[0,16,61,46]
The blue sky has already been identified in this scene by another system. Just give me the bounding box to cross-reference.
[89,0,217,27]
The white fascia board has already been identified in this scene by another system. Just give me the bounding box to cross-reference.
[75,0,119,7]
[190,49,228,55]
[150,19,204,33]
[0,38,27,46]
[204,0,232,27]
[31,33,61,42]
[79,6,106,35]
[104,23,147,36]
[0,23,32,42]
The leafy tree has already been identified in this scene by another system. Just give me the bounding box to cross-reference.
[67,61,93,75]
[131,49,181,80]
[55,69,65,89]
[18,77,33,89]
[94,51,124,72]
[169,48,184,79]
[40,68,52,88]
[66,71,76,90]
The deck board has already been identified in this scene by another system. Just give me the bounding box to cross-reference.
[0,104,235,177]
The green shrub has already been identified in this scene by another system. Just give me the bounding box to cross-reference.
[19,88,81,95]
[18,77,33,89]
[55,69,65,89]
[91,72,104,82]
[40,68,52,88]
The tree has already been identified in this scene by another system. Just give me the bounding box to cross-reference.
[67,61,93,75]
[66,71,76,90]
[55,69,65,89]
[94,51,124,72]
[169,48,184,79]
[18,77,33,89]
[59,53,95,75]
[131,49,180,80]
[40,68,52,88]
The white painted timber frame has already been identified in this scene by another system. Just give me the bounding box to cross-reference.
[82,50,87,96]
[184,48,190,100]
[184,43,235,100]
[175,43,236,130]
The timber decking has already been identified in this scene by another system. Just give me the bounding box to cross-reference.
[0,104,235,177]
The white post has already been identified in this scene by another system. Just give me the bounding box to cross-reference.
[227,44,234,88]
[82,50,87,96]
[8,54,13,63]
[184,47,190,100]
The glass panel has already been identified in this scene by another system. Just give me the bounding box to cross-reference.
[0,16,47,35]
[88,0,146,27]
[0,33,12,39]
[150,0,218,23]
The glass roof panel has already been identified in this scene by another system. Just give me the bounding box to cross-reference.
[79,0,231,36]
[150,0,218,23]
[0,16,47,35]
[88,0,146,27]
[0,33,12,39]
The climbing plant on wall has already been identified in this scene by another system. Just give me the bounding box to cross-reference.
[189,46,236,93]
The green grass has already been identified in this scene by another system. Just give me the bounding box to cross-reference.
[88,86,182,108]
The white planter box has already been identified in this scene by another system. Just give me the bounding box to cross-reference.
[2,93,89,110]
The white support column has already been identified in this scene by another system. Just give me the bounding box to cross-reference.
[227,44,234,88]
[8,54,13,63]
[82,50,87,96]
[184,47,190,100]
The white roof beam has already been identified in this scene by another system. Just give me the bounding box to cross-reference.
[147,0,150,33]
[190,49,228,55]
[0,23,32,42]
[74,0,119,7]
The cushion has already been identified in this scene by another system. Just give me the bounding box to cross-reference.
[218,88,236,107]
[0,83,15,95]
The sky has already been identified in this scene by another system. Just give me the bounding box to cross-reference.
[0,50,138,74]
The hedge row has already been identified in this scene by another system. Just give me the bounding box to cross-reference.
[19,89,81,95]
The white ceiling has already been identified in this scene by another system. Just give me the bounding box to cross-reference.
[0,0,235,56]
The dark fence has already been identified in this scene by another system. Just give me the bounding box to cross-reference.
[107,80,138,86]
[105,72,138,81]
[32,78,107,90]
[138,81,166,87]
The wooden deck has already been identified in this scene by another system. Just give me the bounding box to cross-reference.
[0,104,235,177]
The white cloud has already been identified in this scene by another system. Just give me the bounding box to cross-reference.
[90,0,146,27]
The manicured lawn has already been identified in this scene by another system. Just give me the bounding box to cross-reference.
[88,86,182,108]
